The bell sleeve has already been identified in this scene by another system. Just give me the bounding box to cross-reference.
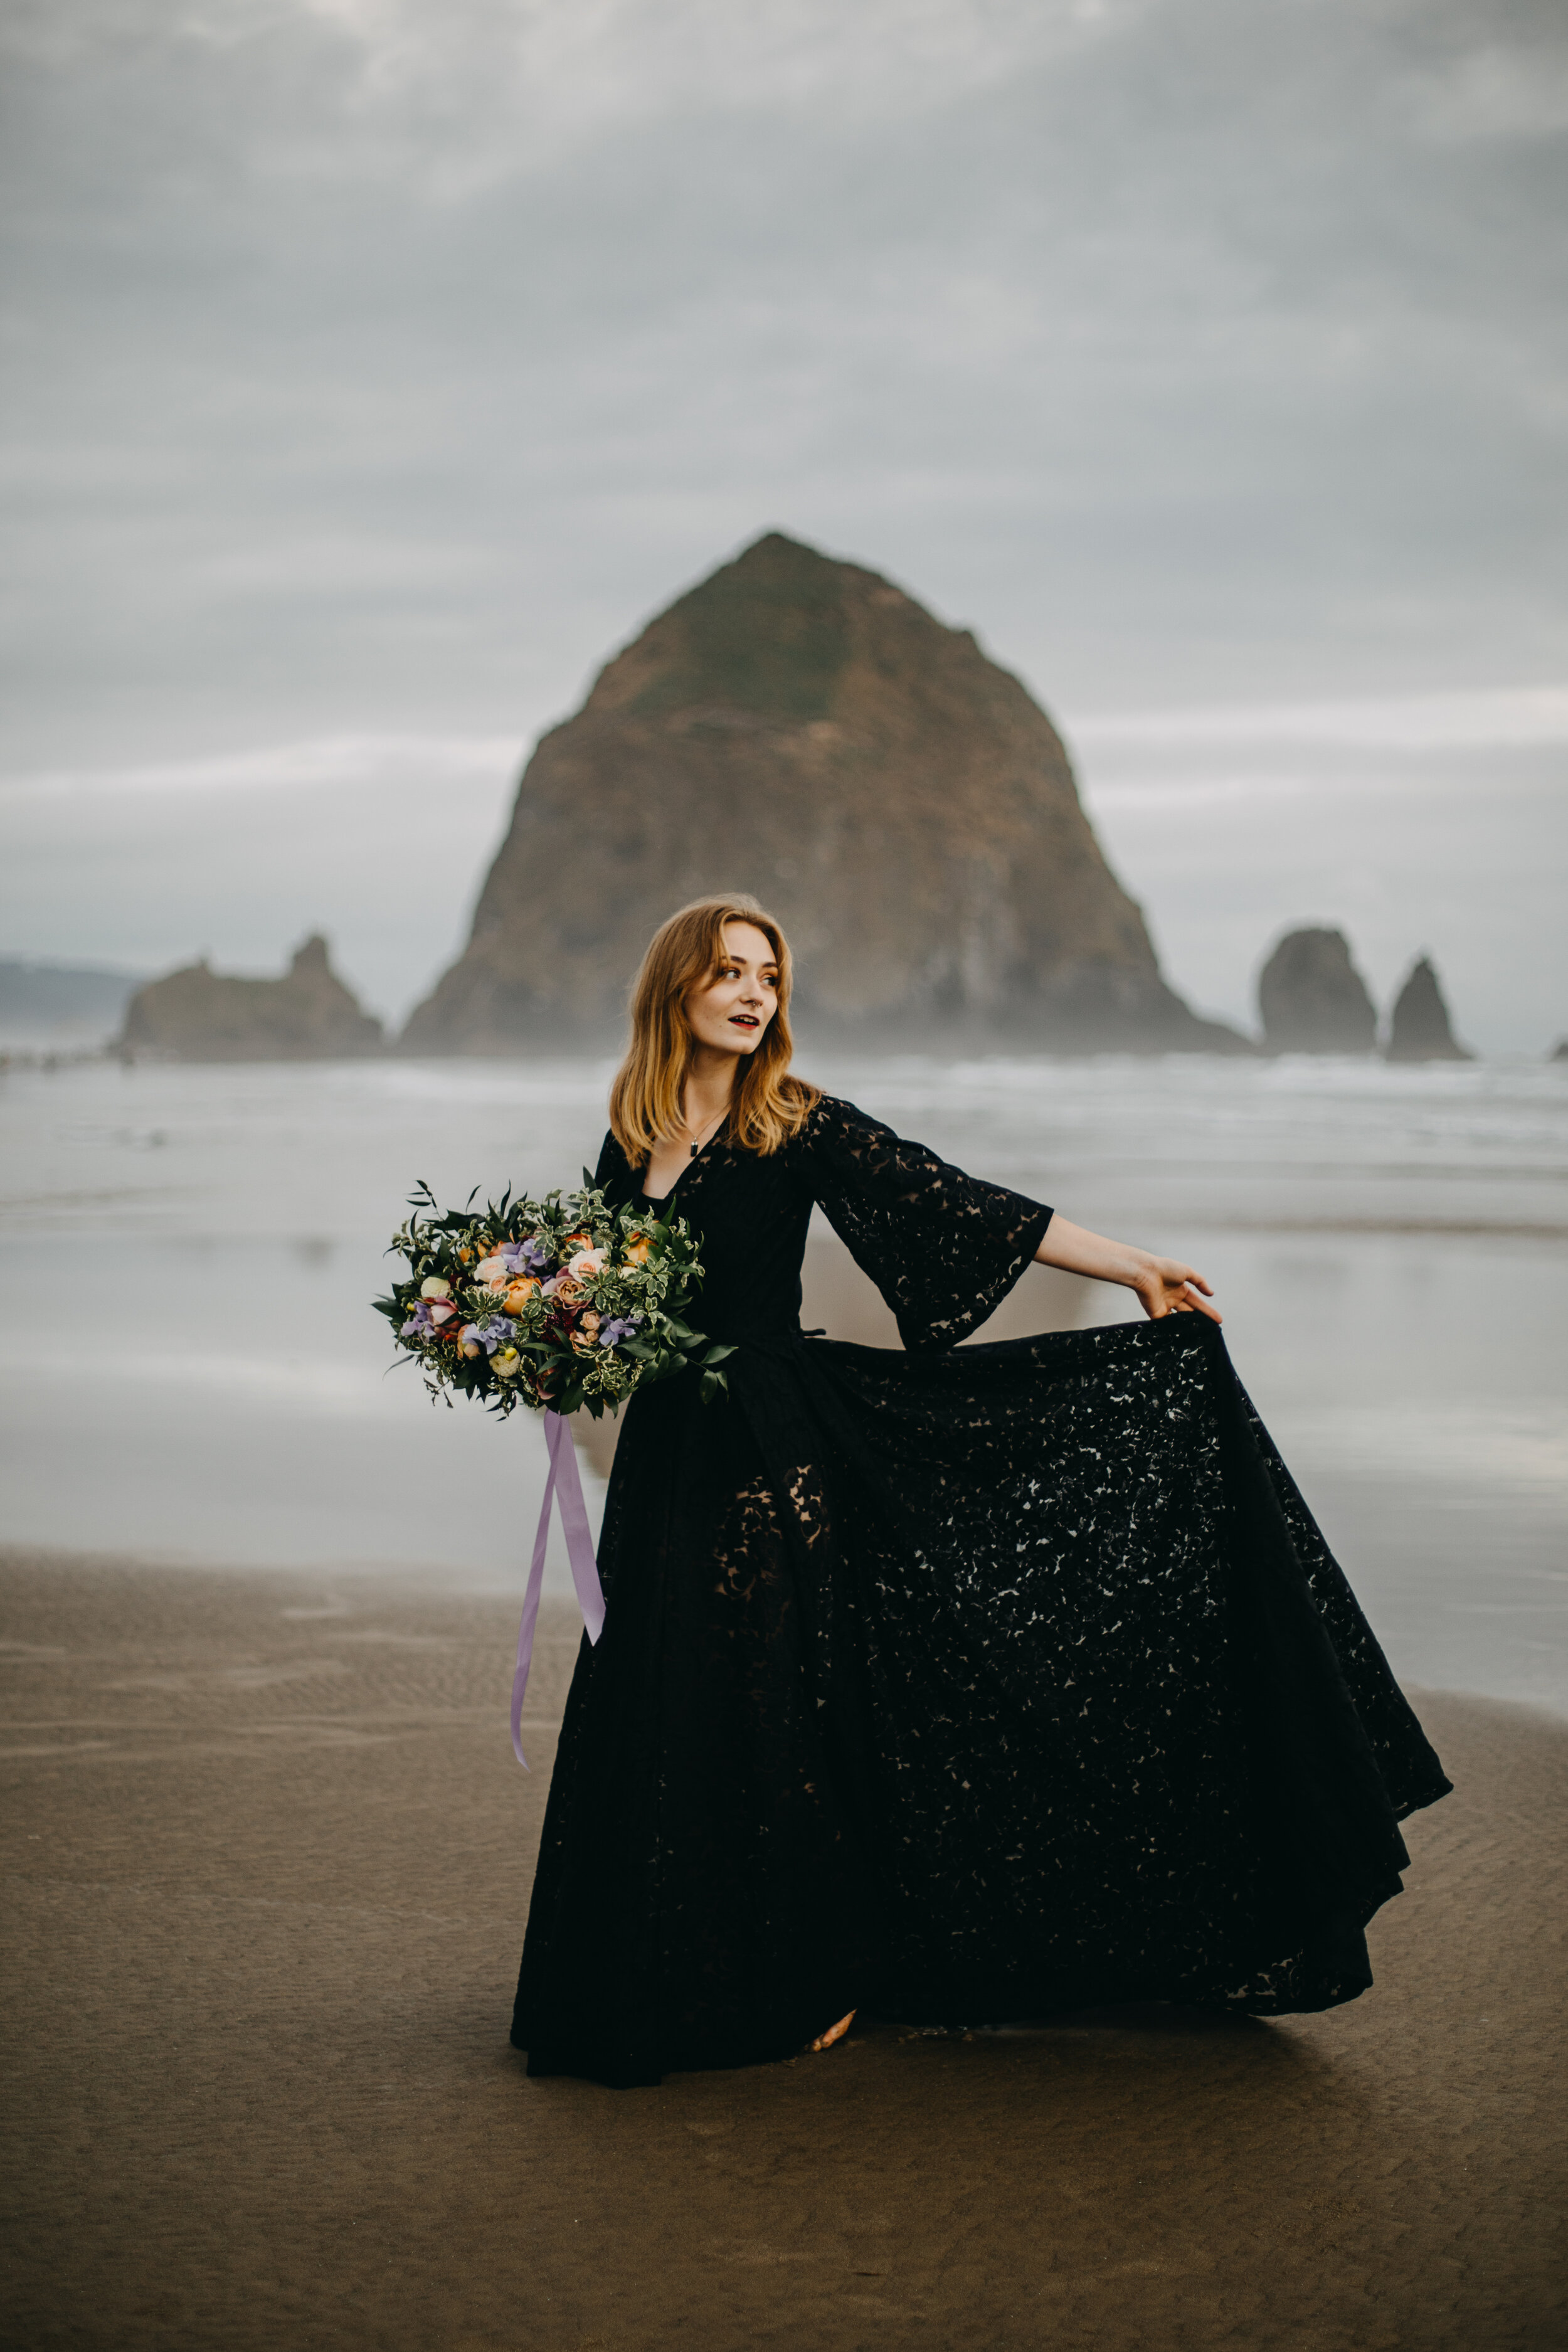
[798,1096,1053,1352]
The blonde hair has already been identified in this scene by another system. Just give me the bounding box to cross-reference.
[610,896,821,1164]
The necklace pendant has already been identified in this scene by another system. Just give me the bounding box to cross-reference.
[689,1140,698,1155]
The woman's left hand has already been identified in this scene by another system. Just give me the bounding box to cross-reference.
[1032,1216,1222,1323]
[1128,1254,1222,1324]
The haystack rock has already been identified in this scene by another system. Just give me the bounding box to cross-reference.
[1258,928,1377,1054]
[119,936,383,1061]
[403,533,1246,1053]
[1385,956,1473,1063]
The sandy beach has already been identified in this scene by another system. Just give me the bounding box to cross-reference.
[2,1547,1563,2352]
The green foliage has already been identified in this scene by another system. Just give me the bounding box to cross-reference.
[373,1178,727,1421]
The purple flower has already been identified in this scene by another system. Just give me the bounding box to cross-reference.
[596,1315,642,1348]
[475,1236,556,1288]
[401,1302,437,1338]
[462,1313,517,1358]
[502,1237,553,1276]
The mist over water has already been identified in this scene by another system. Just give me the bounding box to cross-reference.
[1,1052,1563,1713]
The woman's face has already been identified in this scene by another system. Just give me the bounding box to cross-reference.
[685,923,779,1060]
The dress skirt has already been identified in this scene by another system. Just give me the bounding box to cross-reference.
[513,1310,1450,2089]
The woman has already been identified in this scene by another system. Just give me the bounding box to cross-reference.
[512,896,1449,2089]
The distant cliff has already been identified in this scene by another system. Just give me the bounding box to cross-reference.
[1258,928,1378,1054]
[1386,956,1472,1062]
[1257,929,1479,1059]
[119,936,383,1061]
[403,533,1246,1054]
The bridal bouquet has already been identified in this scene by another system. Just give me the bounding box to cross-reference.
[375,1177,734,1419]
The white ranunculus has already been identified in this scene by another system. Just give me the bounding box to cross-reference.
[492,1348,521,1379]
[420,1276,453,1300]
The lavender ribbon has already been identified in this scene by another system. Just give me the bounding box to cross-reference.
[510,1409,607,1769]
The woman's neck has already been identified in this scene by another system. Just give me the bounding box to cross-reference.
[682,1049,740,1136]
[638,1050,741,1196]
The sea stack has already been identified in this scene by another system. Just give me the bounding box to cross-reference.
[119,936,383,1061]
[1258,928,1378,1054]
[402,533,1245,1054]
[1385,956,1473,1063]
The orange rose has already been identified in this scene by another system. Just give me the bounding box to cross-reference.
[623,1236,653,1266]
[563,1229,591,1252]
[503,1278,540,1311]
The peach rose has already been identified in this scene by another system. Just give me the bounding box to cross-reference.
[623,1235,653,1266]
[566,1246,607,1281]
[571,1310,601,1353]
[502,1278,540,1312]
[546,1275,585,1305]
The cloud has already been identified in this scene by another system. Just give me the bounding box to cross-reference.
[1071,714,1567,1052]
[0,0,1563,1041]
[0,734,523,1022]
[1073,686,1568,753]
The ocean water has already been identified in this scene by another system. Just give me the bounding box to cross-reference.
[1,1052,1564,1713]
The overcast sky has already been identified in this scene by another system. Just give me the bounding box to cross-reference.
[1,0,1565,1043]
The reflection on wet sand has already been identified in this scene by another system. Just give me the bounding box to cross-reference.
[1,1052,1564,1704]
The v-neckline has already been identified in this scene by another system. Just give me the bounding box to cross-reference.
[640,1129,723,1202]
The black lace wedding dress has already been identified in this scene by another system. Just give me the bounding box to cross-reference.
[511,1097,1450,2089]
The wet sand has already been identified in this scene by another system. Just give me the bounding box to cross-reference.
[1,1548,1563,2351]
